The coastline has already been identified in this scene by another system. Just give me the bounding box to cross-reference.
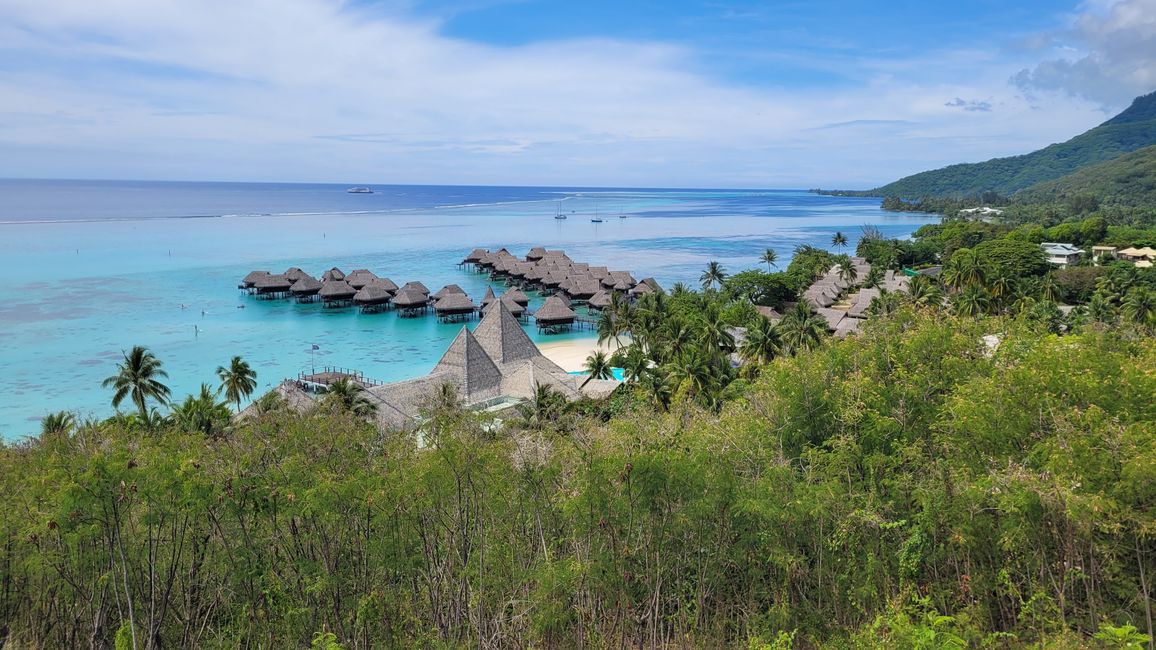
[537,335,627,372]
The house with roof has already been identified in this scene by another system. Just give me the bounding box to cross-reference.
[1118,246,1156,267]
[1041,242,1084,267]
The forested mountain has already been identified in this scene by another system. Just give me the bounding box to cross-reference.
[868,90,1156,198]
[1015,142,1156,207]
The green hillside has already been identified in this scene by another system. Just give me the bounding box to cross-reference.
[869,90,1156,198]
[1015,143,1156,206]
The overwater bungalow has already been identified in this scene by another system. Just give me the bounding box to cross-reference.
[587,290,612,311]
[526,247,547,262]
[460,248,489,267]
[240,270,270,291]
[535,295,578,333]
[484,295,527,319]
[479,286,498,311]
[346,269,379,289]
[318,279,356,307]
[321,267,346,282]
[392,288,430,317]
[374,277,400,293]
[434,292,477,322]
[569,278,601,302]
[503,287,531,307]
[432,284,466,300]
[253,274,292,298]
[283,267,308,283]
[353,284,393,313]
[290,276,323,302]
[400,281,430,296]
[628,277,661,299]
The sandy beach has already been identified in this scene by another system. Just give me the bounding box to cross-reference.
[537,335,628,372]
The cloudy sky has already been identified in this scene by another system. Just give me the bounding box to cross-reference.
[1,0,1154,188]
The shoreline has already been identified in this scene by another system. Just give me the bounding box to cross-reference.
[537,335,627,372]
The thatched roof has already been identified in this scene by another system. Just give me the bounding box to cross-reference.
[526,246,547,260]
[474,300,539,363]
[503,288,530,306]
[637,277,663,293]
[462,248,489,263]
[570,279,602,299]
[431,328,502,397]
[535,296,577,324]
[483,295,526,317]
[290,276,323,295]
[322,267,346,282]
[400,281,430,295]
[319,280,356,300]
[242,270,270,286]
[346,269,379,289]
[432,284,467,300]
[815,308,846,331]
[283,267,308,283]
[587,266,610,280]
[391,289,429,307]
[369,277,399,293]
[254,274,292,291]
[588,290,612,309]
[479,286,498,308]
[628,282,655,297]
[353,284,392,305]
[755,306,782,323]
[434,292,476,314]
[834,317,864,338]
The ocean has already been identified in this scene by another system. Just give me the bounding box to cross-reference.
[0,180,936,439]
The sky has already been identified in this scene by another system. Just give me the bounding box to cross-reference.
[1,0,1155,188]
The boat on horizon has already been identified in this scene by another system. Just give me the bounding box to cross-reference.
[553,201,567,220]
[346,187,374,194]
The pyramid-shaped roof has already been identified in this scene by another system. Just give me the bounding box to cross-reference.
[431,327,502,396]
[474,300,539,364]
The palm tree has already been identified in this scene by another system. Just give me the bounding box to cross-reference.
[40,411,75,437]
[619,345,651,384]
[836,254,858,285]
[1038,274,1063,303]
[1088,291,1117,323]
[596,309,621,347]
[581,350,614,387]
[739,317,781,366]
[778,303,825,354]
[171,384,232,437]
[951,286,990,317]
[699,260,727,291]
[907,275,942,309]
[831,231,848,248]
[943,249,987,291]
[102,346,171,420]
[640,371,671,412]
[1121,288,1155,326]
[517,382,565,428]
[217,355,257,412]
[868,290,905,317]
[759,248,778,271]
[670,281,692,297]
[863,266,884,290]
[323,378,378,417]
[698,303,736,353]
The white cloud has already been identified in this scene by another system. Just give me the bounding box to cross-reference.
[1013,0,1156,106]
[0,0,1120,187]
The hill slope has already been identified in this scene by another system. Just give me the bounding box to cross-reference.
[870,90,1156,198]
[1015,143,1156,206]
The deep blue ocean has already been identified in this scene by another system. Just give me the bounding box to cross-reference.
[0,180,937,439]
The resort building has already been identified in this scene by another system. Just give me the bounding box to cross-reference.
[1118,246,1156,267]
[1041,242,1084,267]
[248,302,620,430]
[1091,245,1118,261]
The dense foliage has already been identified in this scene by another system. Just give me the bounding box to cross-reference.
[2,309,1153,648]
[1015,144,1156,208]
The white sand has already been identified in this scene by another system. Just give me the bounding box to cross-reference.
[537,336,627,372]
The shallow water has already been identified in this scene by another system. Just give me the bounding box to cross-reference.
[0,181,935,438]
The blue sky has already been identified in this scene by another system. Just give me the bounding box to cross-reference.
[0,0,1153,187]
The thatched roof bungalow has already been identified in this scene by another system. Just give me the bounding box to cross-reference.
[322,267,346,282]
[354,284,393,312]
[432,284,467,300]
[290,276,322,301]
[254,274,292,297]
[400,281,430,296]
[373,277,399,293]
[241,270,270,289]
[461,248,489,265]
[434,292,477,322]
[587,290,613,311]
[503,288,531,307]
[346,269,379,289]
[392,288,430,316]
[535,296,577,332]
[526,247,547,261]
[319,279,356,306]
[283,267,308,283]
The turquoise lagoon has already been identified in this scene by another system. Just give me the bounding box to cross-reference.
[0,181,936,438]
